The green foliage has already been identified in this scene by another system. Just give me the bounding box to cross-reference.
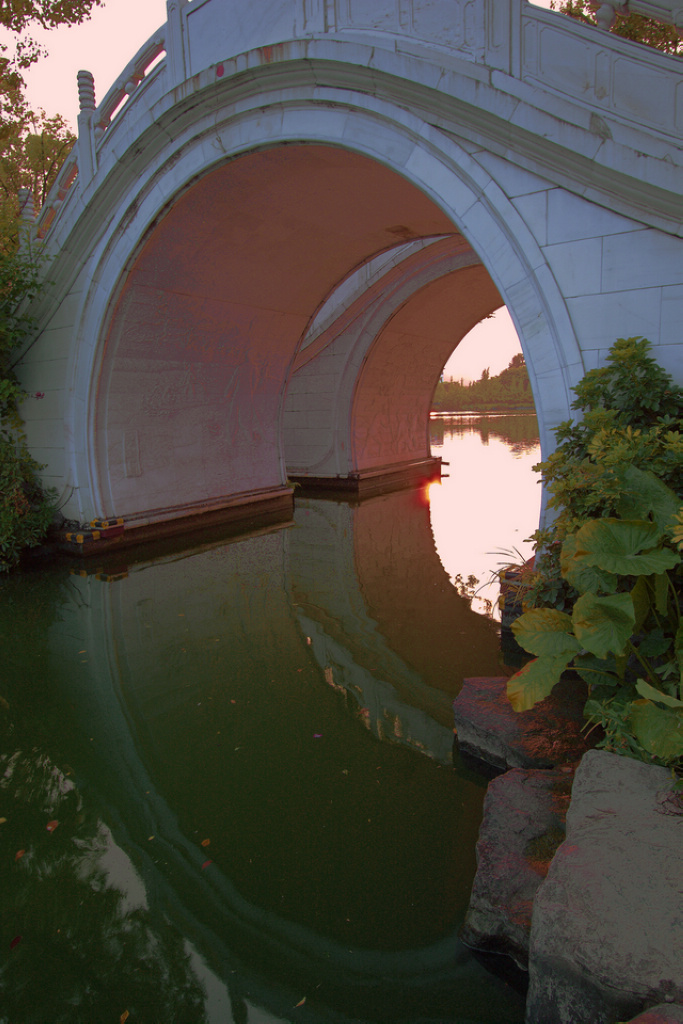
[552,0,683,55]
[433,353,535,413]
[0,0,94,246]
[506,338,683,773]
[0,247,55,570]
[0,2,90,566]
[0,0,103,31]
[0,111,75,246]
[525,338,683,610]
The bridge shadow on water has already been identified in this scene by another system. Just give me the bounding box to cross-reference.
[0,484,528,1024]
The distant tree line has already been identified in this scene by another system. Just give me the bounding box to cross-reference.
[432,352,535,413]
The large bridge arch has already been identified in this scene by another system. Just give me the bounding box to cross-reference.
[18,0,681,538]
[64,96,578,529]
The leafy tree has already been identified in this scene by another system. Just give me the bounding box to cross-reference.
[0,0,103,31]
[0,0,100,566]
[432,354,534,413]
[0,246,56,569]
[551,0,683,55]
[0,0,101,238]
[0,110,74,248]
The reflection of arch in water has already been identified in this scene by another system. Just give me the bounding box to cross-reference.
[33,514,522,1023]
[285,491,504,744]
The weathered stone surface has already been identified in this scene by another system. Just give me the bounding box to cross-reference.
[460,765,573,969]
[453,676,592,771]
[624,1006,683,1024]
[526,749,683,1024]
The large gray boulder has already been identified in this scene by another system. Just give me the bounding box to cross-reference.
[526,749,683,1024]
[453,676,591,771]
[460,765,572,969]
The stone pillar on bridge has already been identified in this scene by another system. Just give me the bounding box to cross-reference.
[165,0,187,85]
[76,70,97,189]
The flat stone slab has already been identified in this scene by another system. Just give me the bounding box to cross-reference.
[460,765,573,969]
[453,676,592,771]
[526,749,683,1024]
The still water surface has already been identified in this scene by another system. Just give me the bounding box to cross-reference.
[1,415,540,1024]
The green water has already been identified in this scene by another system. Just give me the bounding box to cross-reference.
[0,421,539,1024]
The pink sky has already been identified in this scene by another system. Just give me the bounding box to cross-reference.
[10,0,556,381]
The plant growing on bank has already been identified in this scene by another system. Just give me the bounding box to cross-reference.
[505,338,683,772]
[0,247,55,570]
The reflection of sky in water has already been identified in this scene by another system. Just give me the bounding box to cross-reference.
[429,415,541,617]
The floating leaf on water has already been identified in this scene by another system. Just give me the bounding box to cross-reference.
[9,935,21,949]
[46,820,59,832]
[201,859,212,870]
[0,817,7,824]
[201,838,210,847]
[120,1011,130,1024]
[295,997,306,1007]
[15,849,25,861]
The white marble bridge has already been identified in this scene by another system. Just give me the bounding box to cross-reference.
[17,0,683,537]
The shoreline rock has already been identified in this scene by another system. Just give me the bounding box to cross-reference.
[460,765,572,969]
[453,676,592,772]
[526,749,683,1024]
[455,679,683,1024]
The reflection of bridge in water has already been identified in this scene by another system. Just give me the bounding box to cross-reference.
[2,490,521,1022]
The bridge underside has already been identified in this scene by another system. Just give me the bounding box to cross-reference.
[96,144,502,533]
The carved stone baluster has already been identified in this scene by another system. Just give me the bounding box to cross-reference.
[594,3,618,30]
[77,70,98,188]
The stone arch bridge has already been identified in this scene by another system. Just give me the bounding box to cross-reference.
[17,0,683,540]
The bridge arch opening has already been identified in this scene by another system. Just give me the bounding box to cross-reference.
[88,122,574,531]
[95,143,508,520]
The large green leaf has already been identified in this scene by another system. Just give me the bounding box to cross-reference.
[506,655,571,712]
[654,571,670,616]
[572,591,635,659]
[574,518,680,577]
[629,701,683,760]
[630,575,653,633]
[616,466,681,533]
[561,533,616,594]
[574,652,622,688]
[511,607,581,657]
[676,624,683,696]
[635,679,683,709]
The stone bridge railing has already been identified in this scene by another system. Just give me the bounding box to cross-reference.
[29,0,683,244]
